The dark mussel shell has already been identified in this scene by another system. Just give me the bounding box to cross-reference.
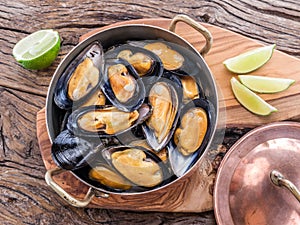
[142,80,182,152]
[167,98,214,177]
[101,145,171,189]
[51,129,104,170]
[54,42,104,110]
[105,44,163,83]
[101,58,146,112]
[66,103,152,138]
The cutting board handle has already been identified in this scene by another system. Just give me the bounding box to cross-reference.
[169,14,213,56]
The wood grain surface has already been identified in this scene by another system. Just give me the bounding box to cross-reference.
[1,0,299,224]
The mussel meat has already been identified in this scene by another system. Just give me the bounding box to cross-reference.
[105,44,163,82]
[67,103,151,138]
[117,50,153,76]
[180,76,200,103]
[89,163,132,190]
[163,70,202,103]
[108,63,136,103]
[102,58,146,112]
[143,81,179,151]
[102,146,165,188]
[54,42,103,109]
[144,42,184,71]
[174,107,207,156]
[167,98,212,177]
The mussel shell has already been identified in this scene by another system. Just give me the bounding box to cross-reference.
[167,98,214,177]
[101,58,146,112]
[66,103,152,138]
[142,80,182,152]
[163,70,205,100]
[105,44,163,83]
[51,129,103,170]
[54,42,104,110]
[101,145,171,189]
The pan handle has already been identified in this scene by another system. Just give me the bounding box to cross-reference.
[45,167,96,207]
[270,170,300,203]
[168,14,213,56]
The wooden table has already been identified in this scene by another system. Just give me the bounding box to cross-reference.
[1,1,299,224]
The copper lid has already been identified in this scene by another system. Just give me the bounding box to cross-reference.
[214,122,300,225]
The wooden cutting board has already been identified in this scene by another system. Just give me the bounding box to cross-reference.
[37,18,300,212]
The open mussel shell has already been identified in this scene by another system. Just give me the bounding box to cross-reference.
[51,129,104,170]
[66,103,152,138]
[101,58,146,112]
[142,80,182,152]
[101,145,171,189]
[167,98,214,177]
[54,42,104,110]
[105,44,163,83]
[163,70,205,101]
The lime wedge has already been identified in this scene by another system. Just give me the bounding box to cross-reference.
[238,75,295,93]
[13,29,61,70]
[230,77,277,116]
[224,44,276,74]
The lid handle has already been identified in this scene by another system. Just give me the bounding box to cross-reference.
[168,14,213,56]
[270,170,300,203]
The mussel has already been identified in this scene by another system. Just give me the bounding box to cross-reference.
[167,98,213,177]
[51,129,103,170]
[105,44,163,82]
[89,163,132,191]
[102,146,166,188]
[179,76,200,103]
[142,81,180,151]
[101,58,146,112]
[174,107,207,156]
[54,42,104,109]
[67,103,151,138]
[144,42,184,71]
[163,70,202,103]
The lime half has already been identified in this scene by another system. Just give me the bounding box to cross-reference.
[238,75,295,93]
[13,29,61,70]
[230,77,277,116]
[224,44,276,74]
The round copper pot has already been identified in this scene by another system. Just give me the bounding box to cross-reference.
[45,15,219,207]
